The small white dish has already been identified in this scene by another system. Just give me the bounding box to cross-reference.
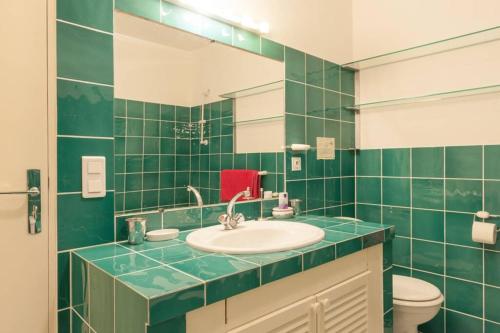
[146,229,179,242]
[272,210,294,219]
[272,207,294,212]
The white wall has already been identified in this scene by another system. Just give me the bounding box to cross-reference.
[196,0,353,63]
[352,0,500,148]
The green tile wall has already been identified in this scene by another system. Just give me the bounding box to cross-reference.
[57,1,358,332]
[115,98,285,213]
[56,0,116,328]
[285,47,356,217]
[356,145,500,333]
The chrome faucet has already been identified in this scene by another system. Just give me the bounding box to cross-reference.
[187,185,203,207]
[218,187,251,230]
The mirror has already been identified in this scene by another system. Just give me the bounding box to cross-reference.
[114,11,285,213]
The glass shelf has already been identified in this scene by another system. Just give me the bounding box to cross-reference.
[219,80,284,99]
[342,25,500,70]
[347,83,500,111]
[223,115,284,126]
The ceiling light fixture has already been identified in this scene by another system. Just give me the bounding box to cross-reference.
[174,0,270,34]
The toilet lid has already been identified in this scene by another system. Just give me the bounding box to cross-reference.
[393,275,441,302]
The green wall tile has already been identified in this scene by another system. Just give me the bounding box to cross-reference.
[445,212,480,248]
[357,150,381,176]
[485,286,500,323]
[383,148,410,177]
[446,310,482,333]
[393,237,410,266]
[485,321,500,333]
[485,181,500,215]
[324,90,341,120]
[261,38,284,61]
[412,147,444,177]
[382,206,410,237]
[57,0,113,32]
[357,177,381,204]
[324,61,340,91]
[164,208,201,230]
[307,179,325,211]
[286,114,306,146]
[485,145,500,179]
[445,145,482,179]
[285,80,305,115]
[306,86,324,117]
[306,151,324,178]
[58,194,114,250]
[340,95,355,122]
[382,178,410,206]
[412,209,444,242]
[58,252,70,309]
[58,309,70,333]
[116,0,161,22]
[357,204,381,223]
[57,80,113,137]
[445,179,482,212]
[446,278,483,317]
[412,179,444,209]
[412,240,444,274]
[72,310,90,333]
[57,22,113,84]
[340,68,355,95]
[306,54,323,87]
[446,245,483,282]
[285,47,305,82]
[485,250,500,287]
[340,122,355,149]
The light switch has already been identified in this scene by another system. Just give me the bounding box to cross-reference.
[82,156,106,198]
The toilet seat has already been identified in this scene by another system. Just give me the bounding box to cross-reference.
[393,275,442,303]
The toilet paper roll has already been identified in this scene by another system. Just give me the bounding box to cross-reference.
[472,221,497,244]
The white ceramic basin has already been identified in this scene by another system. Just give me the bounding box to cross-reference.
[186,221,325,254]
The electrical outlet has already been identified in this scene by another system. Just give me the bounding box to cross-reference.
[291,157,302,171]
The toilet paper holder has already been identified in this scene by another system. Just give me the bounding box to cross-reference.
[474,211,500,231]
[472,211,499,244]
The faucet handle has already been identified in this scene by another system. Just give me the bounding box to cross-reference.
[243,187,251,198]
[229,213,245,228]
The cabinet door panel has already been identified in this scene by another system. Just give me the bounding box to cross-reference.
[317,271,372,333]
[228,296,317,333]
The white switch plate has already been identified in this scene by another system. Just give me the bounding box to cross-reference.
[82,156,106,198]
[291,157,302,171]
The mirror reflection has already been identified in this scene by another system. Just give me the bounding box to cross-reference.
[114,12,285,213]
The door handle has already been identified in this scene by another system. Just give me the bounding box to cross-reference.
[0,187,40,196]
[0,170,41,234]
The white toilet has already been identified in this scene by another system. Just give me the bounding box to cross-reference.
[393,275,443,333]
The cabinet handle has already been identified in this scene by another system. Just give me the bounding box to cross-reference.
[310,303,320,333]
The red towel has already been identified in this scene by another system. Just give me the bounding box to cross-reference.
[220,169,260,202]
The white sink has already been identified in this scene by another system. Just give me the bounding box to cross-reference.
[186,221,325,254]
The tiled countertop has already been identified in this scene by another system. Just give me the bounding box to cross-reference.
[71,216,394,331]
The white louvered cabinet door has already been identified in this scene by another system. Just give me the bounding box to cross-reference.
[228,296,318,333]
[316,271,373,333]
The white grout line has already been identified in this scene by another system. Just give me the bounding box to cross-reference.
[57,76,114,88]
[56,19,113,35]
[57,134,114,140]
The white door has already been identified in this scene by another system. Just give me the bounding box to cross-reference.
[0,0,50,332]
[228,296,317,333]
[316,271,375,333]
